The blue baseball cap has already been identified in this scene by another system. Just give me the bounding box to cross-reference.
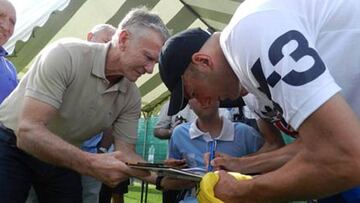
[159,28,210,116]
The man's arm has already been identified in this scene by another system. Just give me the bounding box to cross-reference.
[161,158,195,190]
[153,127,172,140]
[153,102,172,139]
[113,136,145,164]
[255,119,285,153]
[17,97,148,187]
[113,137,166,185]
[210,139,300,174]
[154,120,182,140]
[214,94,360,202]
[209,118,291,174]
[113,138,194,190]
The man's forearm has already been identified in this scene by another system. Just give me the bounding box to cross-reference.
[153,128,171,139]
[17,123,92,175]
[219,95,360,202]
[214,140,300,174]
[244,146,359,202]
[256,119,285,153]
[239,139,300,174]
[114,139,164,185]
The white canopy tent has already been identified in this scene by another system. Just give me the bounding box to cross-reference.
[4,0,70,54]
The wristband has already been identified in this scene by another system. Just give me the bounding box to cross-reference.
[155,176,164,190]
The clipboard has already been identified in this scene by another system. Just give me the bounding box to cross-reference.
[126,162,205,182]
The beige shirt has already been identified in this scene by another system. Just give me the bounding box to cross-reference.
[0,38,141,146]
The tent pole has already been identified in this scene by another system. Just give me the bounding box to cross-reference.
[140,110,153,203]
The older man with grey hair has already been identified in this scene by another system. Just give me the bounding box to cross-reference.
[87,24,116,43]
[0,7,170,202]
[0,0,18,103]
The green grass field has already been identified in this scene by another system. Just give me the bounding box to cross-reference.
[124,182,162,203]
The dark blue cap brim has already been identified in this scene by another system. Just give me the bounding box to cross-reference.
[167,80,188,116]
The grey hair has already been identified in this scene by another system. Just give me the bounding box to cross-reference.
[90,24,116,36]
[118,6,170,40]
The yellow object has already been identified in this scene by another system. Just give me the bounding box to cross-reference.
[197,171,252,203]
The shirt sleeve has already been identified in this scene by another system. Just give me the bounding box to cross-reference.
[168,127,182,159]
[247,127,264,153]
[112,84,141,144]
[155,101,172,129]
[25,43,75,109]
[236,123,264,153]
[221,9,340,130]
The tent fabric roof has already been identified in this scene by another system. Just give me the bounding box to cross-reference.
[181,0,243,31]
[4,0,71,54]
[5,0,242,115]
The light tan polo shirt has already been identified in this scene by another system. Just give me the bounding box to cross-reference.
[0,38,141,146]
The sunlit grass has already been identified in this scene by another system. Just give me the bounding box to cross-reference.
[124,181,162,203]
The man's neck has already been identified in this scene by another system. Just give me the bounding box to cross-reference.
[105,45,124,85]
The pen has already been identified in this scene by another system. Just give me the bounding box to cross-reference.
[207,140,216,171]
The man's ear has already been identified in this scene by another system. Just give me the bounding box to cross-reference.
[87,33,93,42]
[192,52,213,69]
[118,30,130,49]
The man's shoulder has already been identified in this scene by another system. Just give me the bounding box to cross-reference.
[170,123,192,145]
[37,38,83,58]
[45,38,105,55]
[0,47,16,72]
[0,46,9,57]
[175,122,191,130]
[40,38,107,70]
[52,38,103,52]
[1,55,16,69]
[233,122,258,136]
[55,37,88,46]
[172,123,191,136]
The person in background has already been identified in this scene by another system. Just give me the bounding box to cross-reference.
[154,100,232,141]
[0,0,17,104]
[157,98,263,202]
[79,23,117,203]
[154,100,196,140]
[87,23,115,43]
[153,100,197,203]
[158,0,360,201]
[0,7,170,202]
[154,100,231,203]
[25,23,123,203]
[88,24,132,203]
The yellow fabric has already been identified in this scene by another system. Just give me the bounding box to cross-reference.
[198,171,252,203]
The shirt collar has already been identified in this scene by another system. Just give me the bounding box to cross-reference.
[0,46,8,57]
[103,77,131,93]
[189,117,235,142]
[91,42,110,79]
